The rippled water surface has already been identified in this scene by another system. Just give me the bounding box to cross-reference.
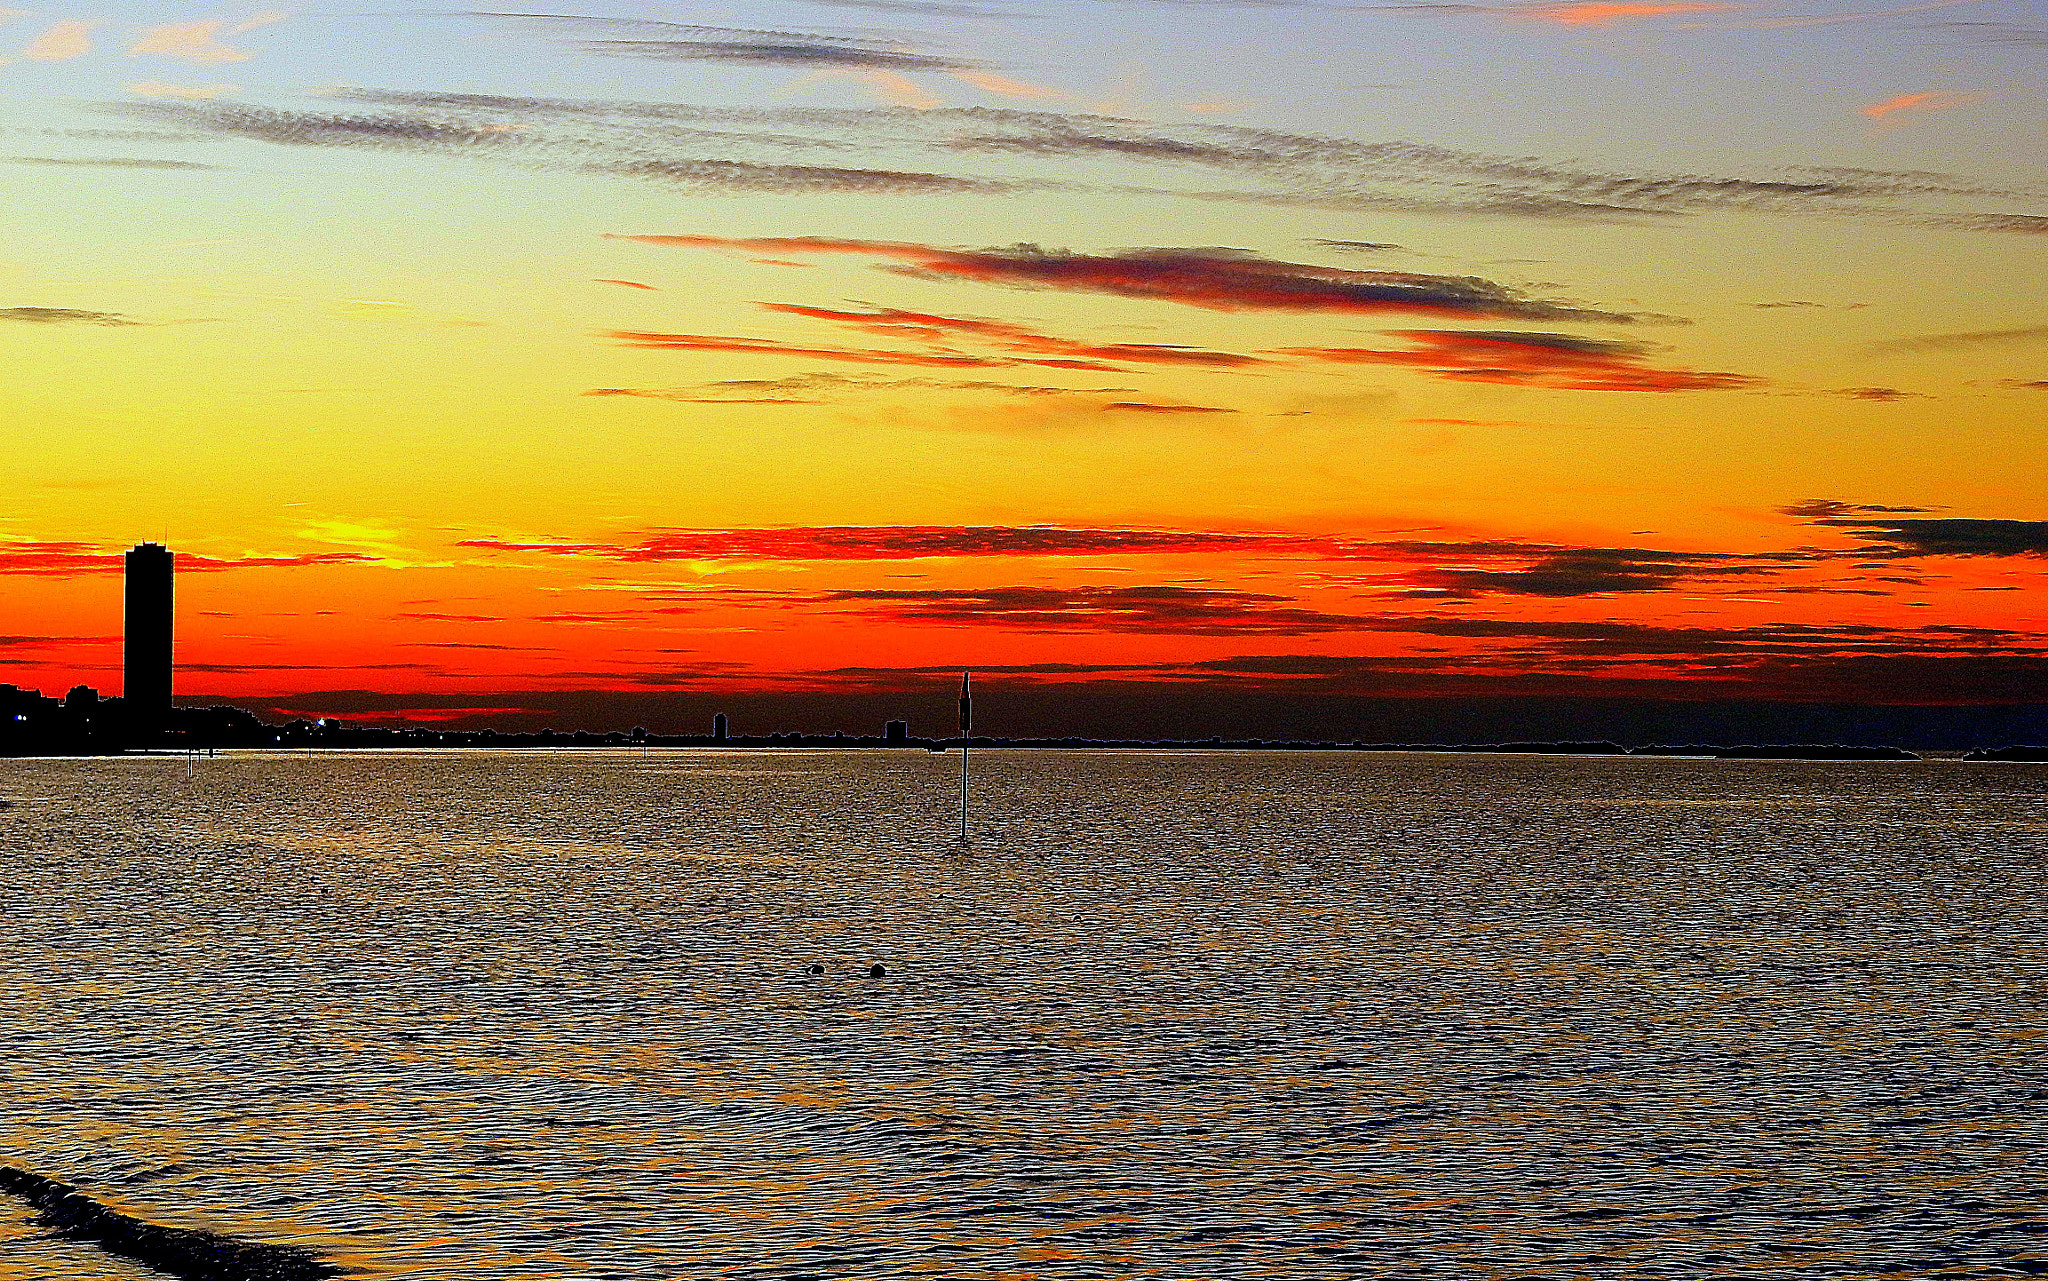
[3,749,2046,1279]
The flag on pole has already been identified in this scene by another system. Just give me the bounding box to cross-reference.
[959,671,972,734]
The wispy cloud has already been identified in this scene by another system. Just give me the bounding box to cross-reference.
[452,528,1841,607]
[1926,20,2048,45]
[1102,401,1239,412]
[0,541,377,578]
[586,387,828,405]
[125,99,1017,194]
[580,34,972,72]
[1698,0,1998,31]
[6,155,217,169]
[608,329,1103,370]
[1278,330,1759,391]
[585,372,1134,403]
[612,236,1651,323]
[1861,90,1979,120]
[1311,238,1405,253]
[123,89,2044,231]
[472,10,986,90]
[231,11,291,35]
[0,306,138,326]
[1866,324,2048,352]
[1780,499,1939,517]
[818,585,1367,633]
[1948,213,2048,235]
[591,157,1010,193]
[1409,548,1777,596]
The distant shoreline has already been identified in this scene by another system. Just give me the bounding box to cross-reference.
[10,737,2047,763]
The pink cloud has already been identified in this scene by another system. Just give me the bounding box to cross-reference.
[129,19,263,64]
[1521,2,1735,24]
[1861,90,1978,119]
[951,70,1063,101]
[26,19,102,61]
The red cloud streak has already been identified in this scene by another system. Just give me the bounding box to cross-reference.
[607,331,1044,369]
[1,543,377,577]
[756,303,1267,367]
[1523,2,1734,25]
[606,235,1637,323]
[460,526,1295,561]
[1281,330,1760,391]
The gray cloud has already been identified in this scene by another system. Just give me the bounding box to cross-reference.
[6,156,217,170]
[581,38,973,71]
[1814,517,2048,558]
[125,102,534,152]
[819,585,1369,633]
[1866,325,2048,353]
[464,12,985,65]
[1925,21,2048,46]
[1393,543,1815,598]
[1948,213,2048,235]
[126,98,1018,196]
[115,90,2047,230]
[1780,499,1938,518]
[591,157,1013,194]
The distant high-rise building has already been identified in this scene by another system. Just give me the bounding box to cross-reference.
[885,719,909,743]
[713,712,729,742]
[123,543,174,738]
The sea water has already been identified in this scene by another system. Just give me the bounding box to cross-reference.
[1,749,2044,1279]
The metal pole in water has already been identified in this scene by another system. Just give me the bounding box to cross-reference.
[958,671,971,840]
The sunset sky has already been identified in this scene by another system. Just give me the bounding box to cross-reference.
[3,0,2044,738]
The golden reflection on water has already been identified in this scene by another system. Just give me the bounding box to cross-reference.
[0,750,2043,1279]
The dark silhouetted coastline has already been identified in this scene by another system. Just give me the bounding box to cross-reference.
[2,696,2005,762]
[1963,744,2048,762]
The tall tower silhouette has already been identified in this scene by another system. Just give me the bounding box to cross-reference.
[124,543,174,739]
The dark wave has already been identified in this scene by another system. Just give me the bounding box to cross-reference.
[0,1165,349,1280]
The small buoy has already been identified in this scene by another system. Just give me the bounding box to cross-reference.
[806,963,824,975]
[868,964,887,978]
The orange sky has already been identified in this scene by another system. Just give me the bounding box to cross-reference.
[2,1,2043,736]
